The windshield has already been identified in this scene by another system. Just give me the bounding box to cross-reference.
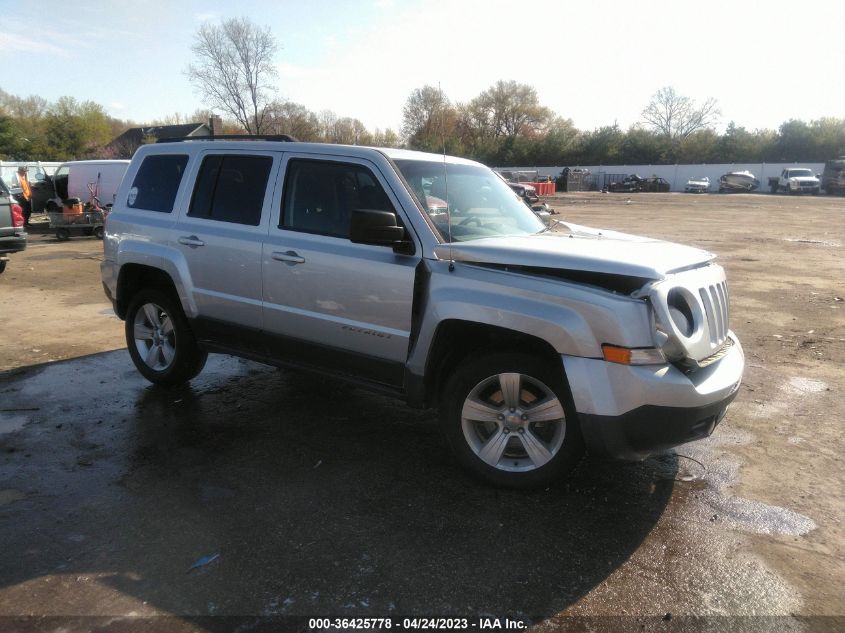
[394,159,544,242]
[788,169,813,178]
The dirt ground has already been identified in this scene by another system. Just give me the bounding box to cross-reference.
[0,193,843,631]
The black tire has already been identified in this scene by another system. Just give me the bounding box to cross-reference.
[0,260,6,274]
[125,288,207,386]
[55,228,70,241]
[439,352,584,489]
[93,226,104,239]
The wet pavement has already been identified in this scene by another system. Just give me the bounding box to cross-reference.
[0,349,829,631]
[0,351,678,620]
[1,197,843,631]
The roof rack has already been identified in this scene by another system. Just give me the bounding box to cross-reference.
[156,134,298,143]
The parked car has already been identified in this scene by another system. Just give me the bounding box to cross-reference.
[0,162,58,214]
[43,160,130,212]
[638,176,671,193]
[505,179,540,203]
[0,176,27,274]
[719,171,759,192]
[821,157,845,195]
[607,174,669,193]
[102,139,744,488]
[607,174,644,193]
[768,168,820,194]
[685,177,711,193]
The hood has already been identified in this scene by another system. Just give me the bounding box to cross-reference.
[433,222,715,279]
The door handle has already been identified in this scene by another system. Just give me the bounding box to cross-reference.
[272,250,305,264]
[178,235,205,248]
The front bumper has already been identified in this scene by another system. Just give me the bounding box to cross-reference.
[563,334,744,460]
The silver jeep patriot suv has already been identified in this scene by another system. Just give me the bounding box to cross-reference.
[101,138,744,488]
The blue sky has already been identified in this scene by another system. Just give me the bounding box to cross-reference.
[2,0,843,133]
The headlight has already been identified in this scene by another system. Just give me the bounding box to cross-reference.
[667,288,695,337]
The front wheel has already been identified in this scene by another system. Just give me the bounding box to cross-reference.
[125,288,207,386]
[439,352,584,488]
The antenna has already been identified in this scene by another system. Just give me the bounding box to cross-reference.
[439,82,454,272]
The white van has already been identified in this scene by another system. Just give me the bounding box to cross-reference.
[46,160,130,211]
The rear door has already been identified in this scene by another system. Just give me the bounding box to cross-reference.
[173,150,280,349]
[261,154,420,386]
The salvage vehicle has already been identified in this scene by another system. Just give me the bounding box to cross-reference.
[719,170,759,192]
[0,176,27,274]
[768,168,820,194]
[607,174,644,193]
[102,138,744,488]
[821,157,845,195]
[638,176,671,193]
[685,177,710,193]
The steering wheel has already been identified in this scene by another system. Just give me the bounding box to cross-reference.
[459,214,484,227]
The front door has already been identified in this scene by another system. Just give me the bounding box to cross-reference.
[262,155,419,386]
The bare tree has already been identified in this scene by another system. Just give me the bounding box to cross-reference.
[641,86,720,140]
[186,17,278,134]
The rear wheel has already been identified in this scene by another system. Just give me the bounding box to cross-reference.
[439,352,584,488]
[55,228,70,241]
[125,288,207,386]
[0,260,6,274]
[93,226,104,239]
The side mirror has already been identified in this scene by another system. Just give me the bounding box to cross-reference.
[350,209,414,254]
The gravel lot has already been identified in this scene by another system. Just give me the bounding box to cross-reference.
[0,193,842,631]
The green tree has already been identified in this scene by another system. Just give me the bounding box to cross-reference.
[402,85,457,152]
[468,80,552,140]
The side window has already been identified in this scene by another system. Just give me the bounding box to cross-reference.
[281,160,394,238]
[188,154,272,226]
[127,154,188,213]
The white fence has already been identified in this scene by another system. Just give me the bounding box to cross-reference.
[496,162,826,192]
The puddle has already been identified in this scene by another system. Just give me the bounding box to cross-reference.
[0,413,28,435]
[679,442,816,537]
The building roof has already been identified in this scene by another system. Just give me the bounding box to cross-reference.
[107,122,210,148]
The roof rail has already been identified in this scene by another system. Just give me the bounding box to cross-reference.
[156,134,298,143]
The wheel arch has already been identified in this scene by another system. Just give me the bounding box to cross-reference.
[116,264,180,320]
[409,319,562,409]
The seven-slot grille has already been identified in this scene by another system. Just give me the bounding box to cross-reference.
[699,281,729,347]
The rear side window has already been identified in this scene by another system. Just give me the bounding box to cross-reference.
[281,160,394,238]
[128,154,188,212]
[188,154,272,226]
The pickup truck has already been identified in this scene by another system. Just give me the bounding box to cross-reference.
[101,138,744,488]
[0,176,27,274]
[768,168,821,194]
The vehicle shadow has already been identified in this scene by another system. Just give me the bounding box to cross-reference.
[0,351,676,623]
